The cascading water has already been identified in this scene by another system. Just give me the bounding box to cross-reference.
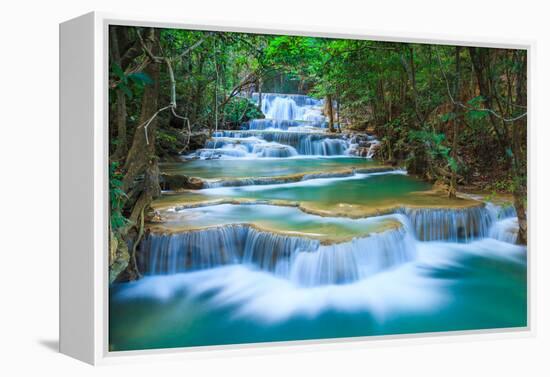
[289,225,415,286]
[114,176,525,350]
[139,216,417,286]
[398,204,517,242]
[186,93,375,159]
[252,93,327,125]
[137,200,521,291]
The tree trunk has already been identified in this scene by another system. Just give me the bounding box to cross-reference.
[400,46,423,126]
[511,51,528,244]
[122,28,160,193]
[110,27,128,160]
[469,48,527,244]
[120,28,162,278]
[336,100,341,133]
[326,95,335,132]
[258,78,263,111]
[448,46,461,198]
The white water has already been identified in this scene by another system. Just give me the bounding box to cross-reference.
[139,215,415,286]
[139,200,519,289]
[120,236,525,323]
[186,93,373,159]
[254,93,326,125]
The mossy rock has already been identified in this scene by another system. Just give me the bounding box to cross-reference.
[109,230,130,284]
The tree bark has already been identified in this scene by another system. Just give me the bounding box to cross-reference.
[120,28,162,279]
[326,95,335,132]
[110,27,128,160]
[122,28,160,193]
[257,78,263,111]
[511,51,528,244]
[448,46,461,198]
[469,48,527,244]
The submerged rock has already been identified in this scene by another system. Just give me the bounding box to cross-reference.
[161,173,204,190]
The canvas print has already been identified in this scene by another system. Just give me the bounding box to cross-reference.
[108,25,527,351]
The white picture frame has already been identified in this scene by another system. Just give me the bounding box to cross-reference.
[59,11,535,365]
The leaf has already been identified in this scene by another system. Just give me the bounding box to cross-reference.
[440,112,456,122]
[448,157,458,172]
[120,84,133,99]
[111,63,125,81]
[128,72,154,85]
[467,109,488,120]
[467,95,485,107]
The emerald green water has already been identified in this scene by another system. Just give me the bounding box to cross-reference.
[110,238,526,351]
[155,203,399,242]
[161,157,378,179]
[201,172,432,206]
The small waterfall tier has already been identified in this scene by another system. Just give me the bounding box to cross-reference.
[138,223,415,286]
[248,119,326,130]
[399,204,517,242]
[197,131,352,157]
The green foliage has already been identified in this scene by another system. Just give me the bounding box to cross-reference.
[407,129,460,176]
[155,128,188,158]
[440,112,456,122]
[110,63,153,99]
[109,162,129,231]
[223,97,263,127]
[409,130,450,160]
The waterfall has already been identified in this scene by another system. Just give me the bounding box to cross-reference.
[251,142,298,158]
[249,119,327,130]
[289,226,415,286]
[198,130,352,157]
[486,203,518,243]
[138,222,414,286]
[241,229,320,275]
[489,218,519,244]
[251,93,326,126]
[138,201,520,289]
[139,224,318,276]
[183,93,378,159]
[138,225,247,275]
[399,204,516,242]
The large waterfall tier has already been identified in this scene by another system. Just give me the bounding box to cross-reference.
[139,223,415,286]
[140,201,518,285]
[112,229,526,350]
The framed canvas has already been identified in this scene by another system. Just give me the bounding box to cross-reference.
[60,12,533,365]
